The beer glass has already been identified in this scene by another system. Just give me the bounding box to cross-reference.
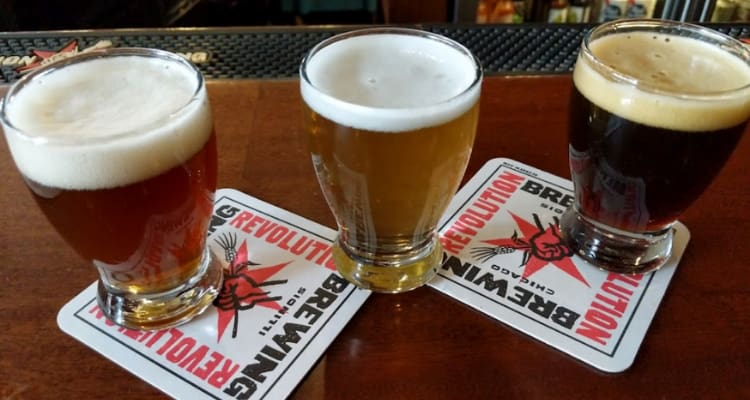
[301,28,482,292]
[1,48,223,329]
[560,19,750,274]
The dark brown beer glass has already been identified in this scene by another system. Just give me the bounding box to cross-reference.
[560,19,750,274]
[1,48,223,329]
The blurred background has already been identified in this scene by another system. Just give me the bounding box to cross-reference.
[0,0,742,31]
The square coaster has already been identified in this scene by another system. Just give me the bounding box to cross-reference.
[431,158,689,373]
[58,188,370,399]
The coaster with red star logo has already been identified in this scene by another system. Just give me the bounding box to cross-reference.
[57,188,370,399]
[431,158,689,373]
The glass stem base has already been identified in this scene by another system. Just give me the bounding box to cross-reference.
[333,234,442,293]
[560,207,673,275]
[96,248,223,330]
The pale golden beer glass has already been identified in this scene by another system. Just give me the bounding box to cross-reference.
[1,48,223,329]
[301,28,482,292]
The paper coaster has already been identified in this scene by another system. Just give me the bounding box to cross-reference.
[431,158,689,373]
[58,188,370,399]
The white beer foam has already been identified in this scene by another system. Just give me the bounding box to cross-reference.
[4,55,212,190]
[301,33,481,132]
[574,31,750,132]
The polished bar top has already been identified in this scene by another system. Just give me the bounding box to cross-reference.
[1,76,748,399]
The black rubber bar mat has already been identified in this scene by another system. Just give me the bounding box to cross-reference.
[1,23,748,83]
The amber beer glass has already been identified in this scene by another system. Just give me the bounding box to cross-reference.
[301,28,482,292]
[1,48,223,329]
[560,20,750,274]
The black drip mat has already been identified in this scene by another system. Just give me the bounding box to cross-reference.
[0,24,748,84]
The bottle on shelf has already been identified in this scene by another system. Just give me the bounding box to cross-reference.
[596,0,655,22]
[567,0,591,22]
[736,0,750,21]
[711,0,737,22]
[477,0,520,23]
[528,0,550,22]
[624,0,654,18]
[548,0,569,22]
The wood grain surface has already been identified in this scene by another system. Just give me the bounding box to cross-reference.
[1,76,748,399]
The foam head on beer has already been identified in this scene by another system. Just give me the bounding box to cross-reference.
[574,30,750,132]
[3,53,212,190]
[301,32,481,132]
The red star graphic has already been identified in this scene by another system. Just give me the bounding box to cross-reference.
[484,212,590,287]
[16,40,79,73]
[215,241,290,341]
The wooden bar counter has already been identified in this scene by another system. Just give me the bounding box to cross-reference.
[1,75,748,399]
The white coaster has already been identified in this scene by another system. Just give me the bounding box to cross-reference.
[431,158,689,373]
[58,188,370,399]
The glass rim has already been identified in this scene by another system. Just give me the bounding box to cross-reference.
[299,26,483,111]
[580,18,750,100]
[0,47,205,146]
